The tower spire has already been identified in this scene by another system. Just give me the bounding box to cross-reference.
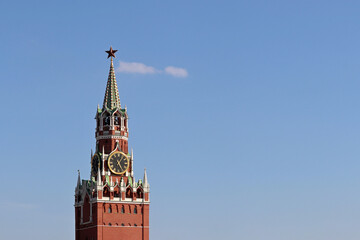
[103,48,121,110]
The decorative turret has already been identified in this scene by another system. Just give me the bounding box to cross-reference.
[131,148,134,177]
[76,170,81,191]
[90,149,93,179]
[143,168,150,193]
[101,146,105,176]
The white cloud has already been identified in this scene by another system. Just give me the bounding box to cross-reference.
[164,66,188,78]
[116,61,188,78]
[117,61,158,74]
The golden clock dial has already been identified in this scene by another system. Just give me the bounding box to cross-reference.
[91,153,100,176]
[107,151,129,175]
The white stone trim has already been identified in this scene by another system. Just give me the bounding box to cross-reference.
[96,135,128,140]
[76,225,149,231]
[92,199,150,204]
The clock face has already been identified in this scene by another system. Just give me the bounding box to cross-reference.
[107,151,129,175]
[91,153,100,176]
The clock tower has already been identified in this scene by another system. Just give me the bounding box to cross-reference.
[75,47,150,240]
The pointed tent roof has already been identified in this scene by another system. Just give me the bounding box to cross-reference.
[103,58,121,110]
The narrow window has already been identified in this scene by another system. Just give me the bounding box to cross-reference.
[114,116,119,125]
[134,206,137,214]
[121,206,125,213]
[121,223,125,226]
[126,187,132,198]
[104,116,110,125]
[108,206,112,213]
[109,223,112,226]
[134,224,137,227]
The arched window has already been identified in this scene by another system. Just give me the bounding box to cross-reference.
[103,112,110,126]
[114,186,120,198]
[134,206,137,214]
[121,206,125,214]
[103,186,110,198]
[114,116,120,125]
[136,188,143,198]
[82,195,91,223]
[126,187,132,198]
[108,206,112,213]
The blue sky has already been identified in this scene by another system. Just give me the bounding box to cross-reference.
[1,0,360,239]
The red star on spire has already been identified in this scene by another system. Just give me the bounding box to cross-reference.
[105,46,118,58]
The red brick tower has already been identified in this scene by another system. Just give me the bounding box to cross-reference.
[75,47,150,240]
